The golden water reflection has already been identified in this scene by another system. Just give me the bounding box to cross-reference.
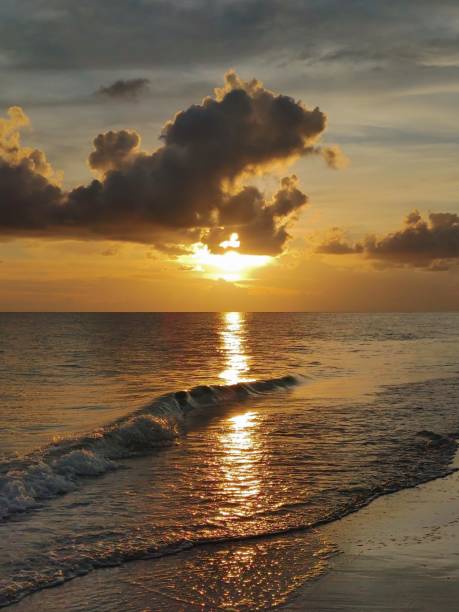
[216,313,264,522]
[218,312,252,385]
[218,410,262,519]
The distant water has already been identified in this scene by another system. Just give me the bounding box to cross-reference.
[0,312,458,609]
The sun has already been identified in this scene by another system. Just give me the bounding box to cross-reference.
[179,233,272,281]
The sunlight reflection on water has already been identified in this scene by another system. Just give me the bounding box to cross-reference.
[4,313,459,610]
[218,311,253,385]
[217,313,264,521]
[218,411,261,518]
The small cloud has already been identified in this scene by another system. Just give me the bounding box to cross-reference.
[316,227,362,254]
[317,210,459,271]
[96,78,150,101]
[363,210,459,271]
[100,247,118,256]
[317,145,350,169]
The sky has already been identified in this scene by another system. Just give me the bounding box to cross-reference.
[0,0,458,311]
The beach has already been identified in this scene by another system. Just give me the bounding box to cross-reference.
[2,1,459,608]
[286,451,459,611]
[9,451,459,611]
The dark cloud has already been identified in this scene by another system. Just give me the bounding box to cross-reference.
[317,210,459,271]
[0,73,339,255]
[365,210,459,269]
[96,78,150,101]
[88,130,140,173]
[204,176,308,255]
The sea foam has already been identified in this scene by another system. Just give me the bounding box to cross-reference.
[0,375,299,520]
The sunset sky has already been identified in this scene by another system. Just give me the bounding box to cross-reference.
[0,0,458,311]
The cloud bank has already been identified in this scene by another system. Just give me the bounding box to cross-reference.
[0,72,341,255]
[2,0,458,80]
[317,210,459,270]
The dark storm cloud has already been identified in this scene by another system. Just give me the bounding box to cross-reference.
[0,73,340,255]
[96,78,150,101]
[317,211,459,271]
[1,1,458,75]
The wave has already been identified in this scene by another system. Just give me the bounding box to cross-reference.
[1,428,456,609]
[0,375,299,521]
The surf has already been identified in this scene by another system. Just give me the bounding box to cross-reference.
[0,375,300,520]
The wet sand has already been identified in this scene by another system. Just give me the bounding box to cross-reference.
[285,452,459,611]
[10,456,459,611]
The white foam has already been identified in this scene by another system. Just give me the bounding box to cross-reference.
[0,375,299,520]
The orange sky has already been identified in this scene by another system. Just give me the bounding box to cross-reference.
[0,2,458,311]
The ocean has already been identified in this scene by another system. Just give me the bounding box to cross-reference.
[0,312,458,609]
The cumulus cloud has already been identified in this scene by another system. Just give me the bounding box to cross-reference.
[88,130,141,174]
[96,78,151,101]
[317,210,459,270]
[204,175,308,255]
[0,72,340,255]
[0,106,59,182]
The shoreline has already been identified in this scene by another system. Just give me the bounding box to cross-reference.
[284,450,459,610]
[8,452,459,610]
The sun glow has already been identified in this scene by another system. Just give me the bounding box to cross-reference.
[219,232,240,249]
[180,233,271,281]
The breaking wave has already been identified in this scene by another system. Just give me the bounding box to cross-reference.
[1,428,456,608]
[0,375,299,520]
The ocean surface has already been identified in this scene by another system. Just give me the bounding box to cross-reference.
[0,312,458,610]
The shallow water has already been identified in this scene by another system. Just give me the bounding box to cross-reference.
[1,312,458,608]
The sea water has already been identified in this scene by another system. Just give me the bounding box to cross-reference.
[0,312,458,608]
